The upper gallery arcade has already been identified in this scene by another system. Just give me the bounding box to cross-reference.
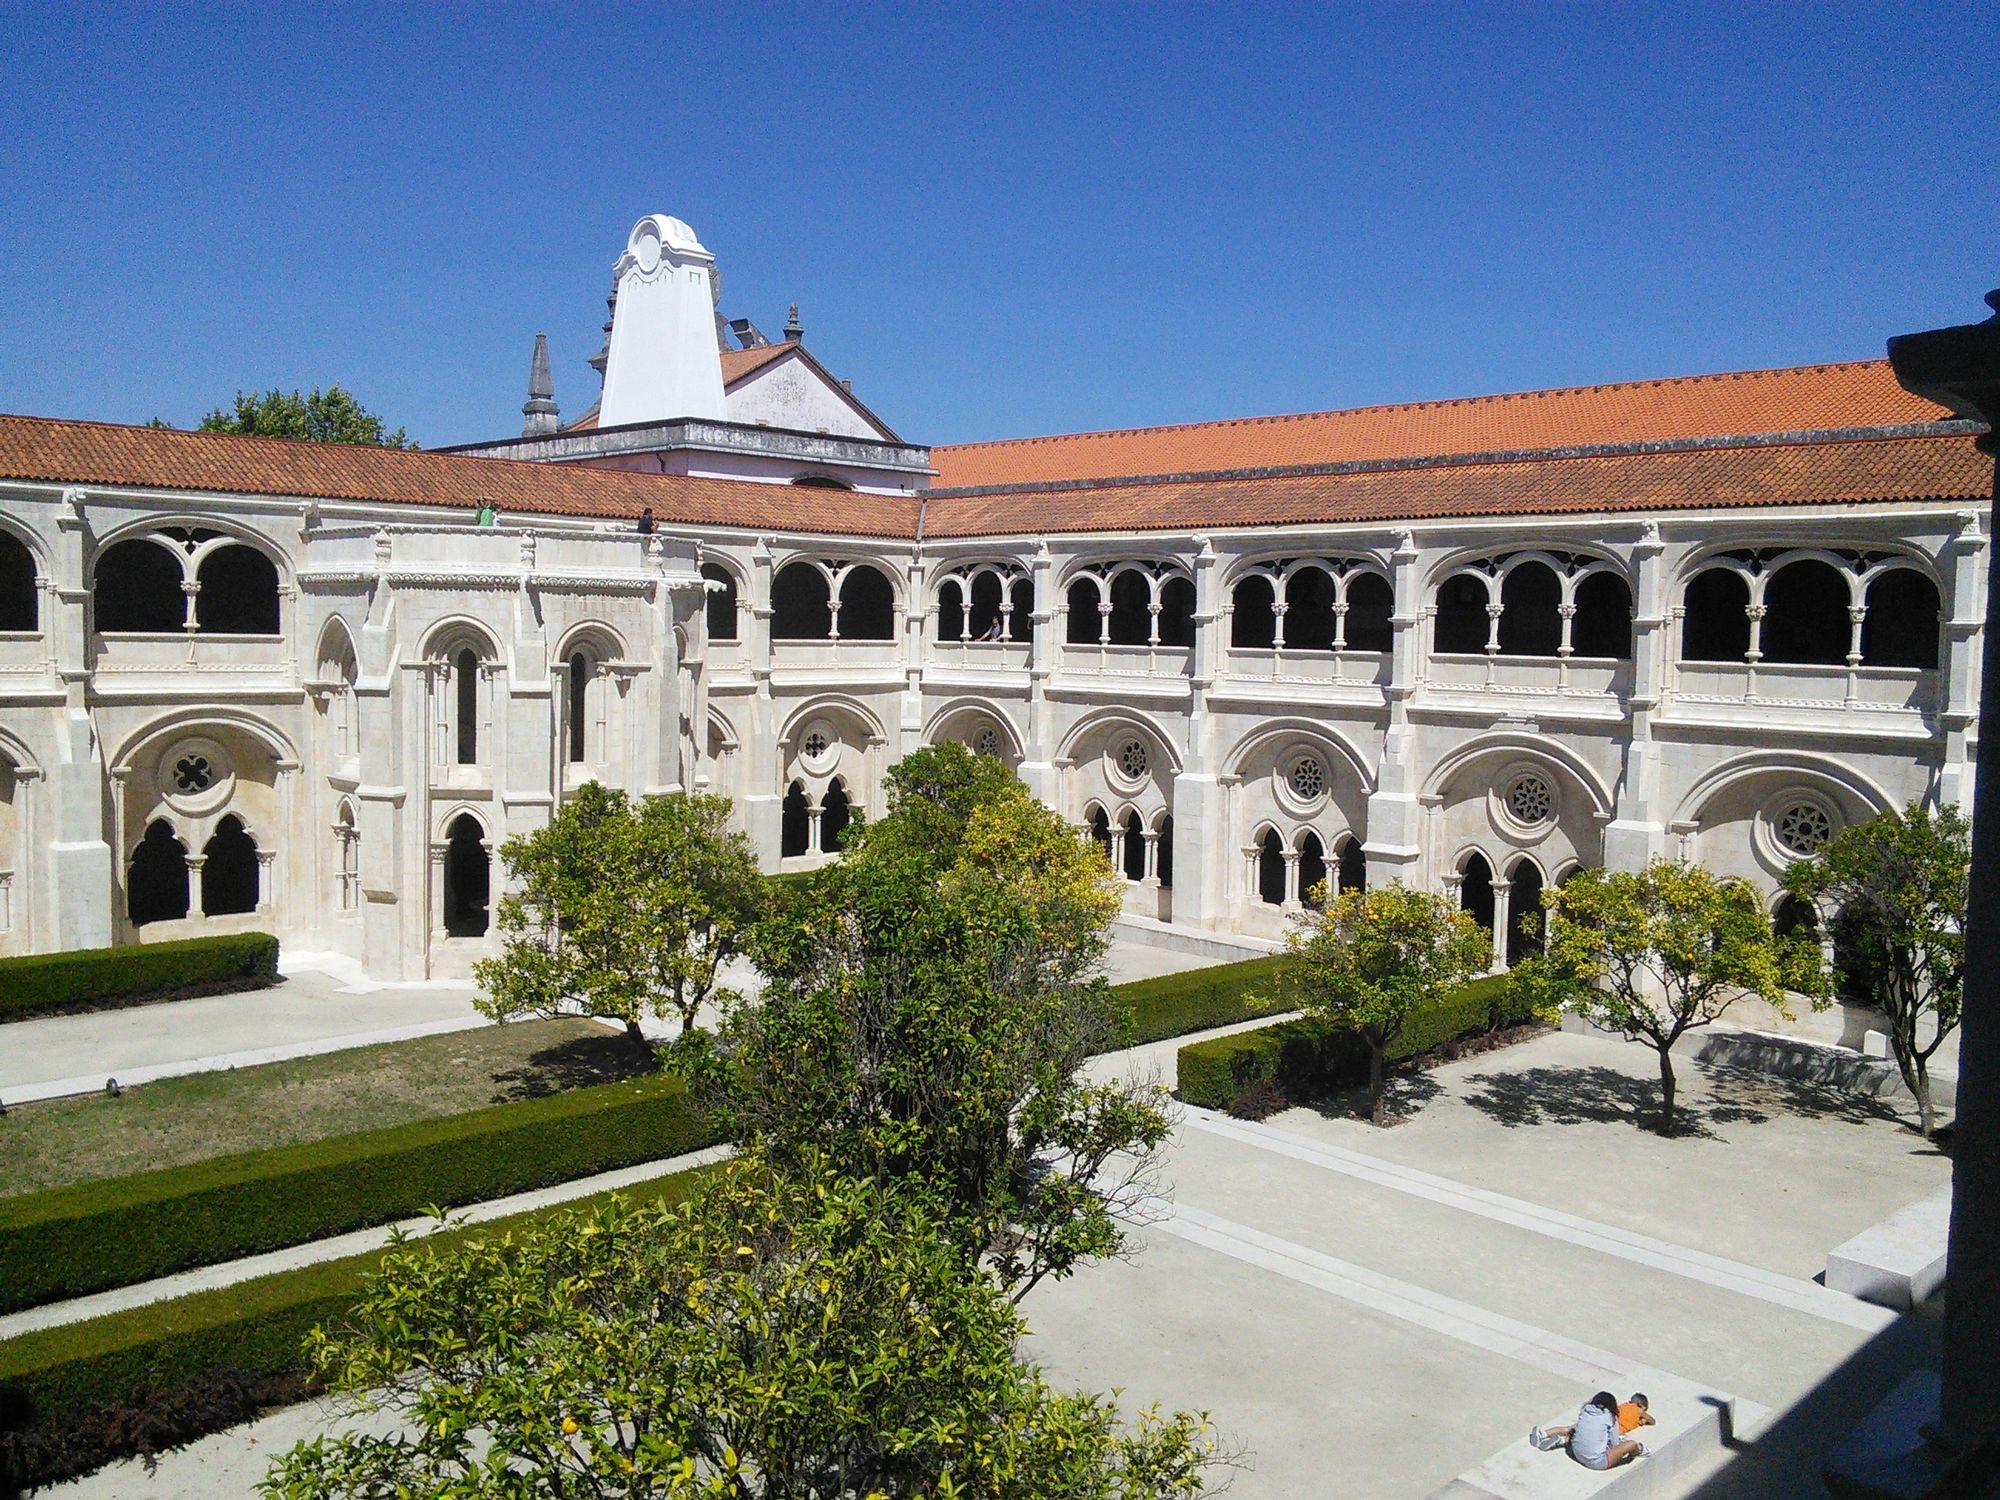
[0,212,1988,978]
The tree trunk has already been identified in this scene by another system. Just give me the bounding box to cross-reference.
[1368,1041,1386,1125]
[624,1015,657,1067]
[1657,1047,1678,1136]
[1915,1056,1935,1141]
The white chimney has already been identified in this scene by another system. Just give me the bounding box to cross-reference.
[596,214,726,428]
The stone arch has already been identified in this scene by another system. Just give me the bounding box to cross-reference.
[441,810,491,938]
[1457,849,1496,937]
[1570,569,1633,659]
[1422,732,1615,821]
[1222,718,1378,797]
[555,623,624,768]
[1255,826,1287,905]
[1155,809,1175,890]
[1121,807,1148,881]
[193,543,281,634]
[1861,565,1941,669]
[1334,832,1367,894]
[1669,750,1895,830]
[700,560,741,643]
[779,694,889,755]
[110,707,300,778]
[819,778,852,853]
[781,780,812,858]
[1504,852,1547,966]
[1682,565,1753,661]
[1496,559,1563,656]
[1106,568,1153,645]
[1433,571,1491,654]
[922,698,1026,762]
[1344,570,1394,652]
[128,818,190,926]
[1761,556,1854,666]
[93,535,187,632]
[835,562,896,641]
[1083,802,1115,866]
[201,813,261,916]
[1296,827,1329,908]
[771,559,834,639]
[1055,707,1183,779]
[1231,573,1277,649]
[0,524,40,632]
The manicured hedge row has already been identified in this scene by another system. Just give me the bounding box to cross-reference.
[0,1167,709,1494]
[1107,954,1292,1048]
[0,932,280,1024]
[1176,972,1533,1111]
[0,1072,720,1316]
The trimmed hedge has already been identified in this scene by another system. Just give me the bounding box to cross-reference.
[1107,954,1292,1048]
[0,1167,709,1493]
[0,1072,720,1316]
[0,932,280,1024]
[1176,972,1534,1111]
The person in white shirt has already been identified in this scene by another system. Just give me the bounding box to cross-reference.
[1532,1391,1649,1470]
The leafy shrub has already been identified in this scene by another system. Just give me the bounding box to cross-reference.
[0,1073,719,1315]
[1106,954,1292,1047]
[1225,1078,1288,1121]
[1178,972,1531,1110]
[0,933,279,1023]
[0,1170,707,1494]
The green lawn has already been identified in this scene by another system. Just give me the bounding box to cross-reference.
[0,1018,655,1196]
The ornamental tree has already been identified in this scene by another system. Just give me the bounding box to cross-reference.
[1783,801,1968,1138]
[1529,860,1825,1135]
[1281,881,1492,1123]
[694,743,1161,1299]
[261,1156,1219,1500]
[476,784,763,1050]
[198,386,413,447]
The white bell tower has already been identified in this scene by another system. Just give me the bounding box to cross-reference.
[597,214,727,428]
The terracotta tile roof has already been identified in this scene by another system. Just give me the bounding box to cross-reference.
[721,343,795,385]
[923,433,1992,538]
[932,361,1959,488]
[0,413,921,538]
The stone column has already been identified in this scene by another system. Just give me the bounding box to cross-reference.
[1365,530,1425,888]
[1021,542,1058,807]
[1171,538,1223,929]
[1489,877,1512,971]
[1888,291,2000,1450]
[1604,523,1668,870]
[1939,510,1986,811]
[742,539,781,870]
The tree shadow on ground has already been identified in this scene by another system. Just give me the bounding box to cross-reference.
[1458,1059,1913,1140]
[489,1032,660,1102]
[1308,1069,1445,1127]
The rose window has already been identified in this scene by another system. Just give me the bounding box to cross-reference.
[973,726,1000,758]
[173,755,213,793]
[803,732,829,759]
[1774,801,1833,857]
[1289,756,1325,800]
[1505,775,1554,825]
[1117,740,1149,779]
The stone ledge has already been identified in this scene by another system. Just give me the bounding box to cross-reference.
[1825,1185,1952,1311]
[1427,1367,1766,1500]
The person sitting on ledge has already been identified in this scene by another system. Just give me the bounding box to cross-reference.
[1532,1391,1651,1470]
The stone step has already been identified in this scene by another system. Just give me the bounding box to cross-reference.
[1824,1185,1952,1311]
[1428,1367,1768,1500]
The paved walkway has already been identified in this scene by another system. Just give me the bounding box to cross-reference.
[38,1027,1948,1499]
[2,939,1215,1106]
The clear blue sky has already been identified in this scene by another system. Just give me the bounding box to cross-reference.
[1,3,1993,449]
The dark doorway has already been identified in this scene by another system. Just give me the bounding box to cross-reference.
[1232,575,1276,649]
[1258,829,1287,905]
[1861,570,1941,669]
[1459,853,1495,937]
[1067,580,1102,645]
[1337,835,1368,894]
[128,820,189,925]
[1570,572,1633,659]
[1762,559,1851,665]
[1123,810,1147,881]
[1157,815,1174,889]
[201,815,259,916]
[781,780,811,857]
[1497,562,1562,656]
[194,545,281,634]
[95,539,185,633]
[0,532,36,631]
[1434,574,1490,653]
[1505,860,1544,967]
[1108,571,1153,646]
[1682,568,1751,661]
[701,563,739,642]
[1285,570,1336,652]
[1344,573,1393,653]
[1088,805,1114,865]
[836,565,895,640]
[772,563,832,640]
[819,779,850,853]
[443,814,489,937]
[1297,831,1328,908]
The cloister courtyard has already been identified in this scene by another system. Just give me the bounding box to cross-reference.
[0,937,1953,1500]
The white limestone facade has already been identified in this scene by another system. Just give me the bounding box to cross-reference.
[0,214,1988,978]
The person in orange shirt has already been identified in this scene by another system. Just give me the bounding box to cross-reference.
[1618,1394,1657,1436]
